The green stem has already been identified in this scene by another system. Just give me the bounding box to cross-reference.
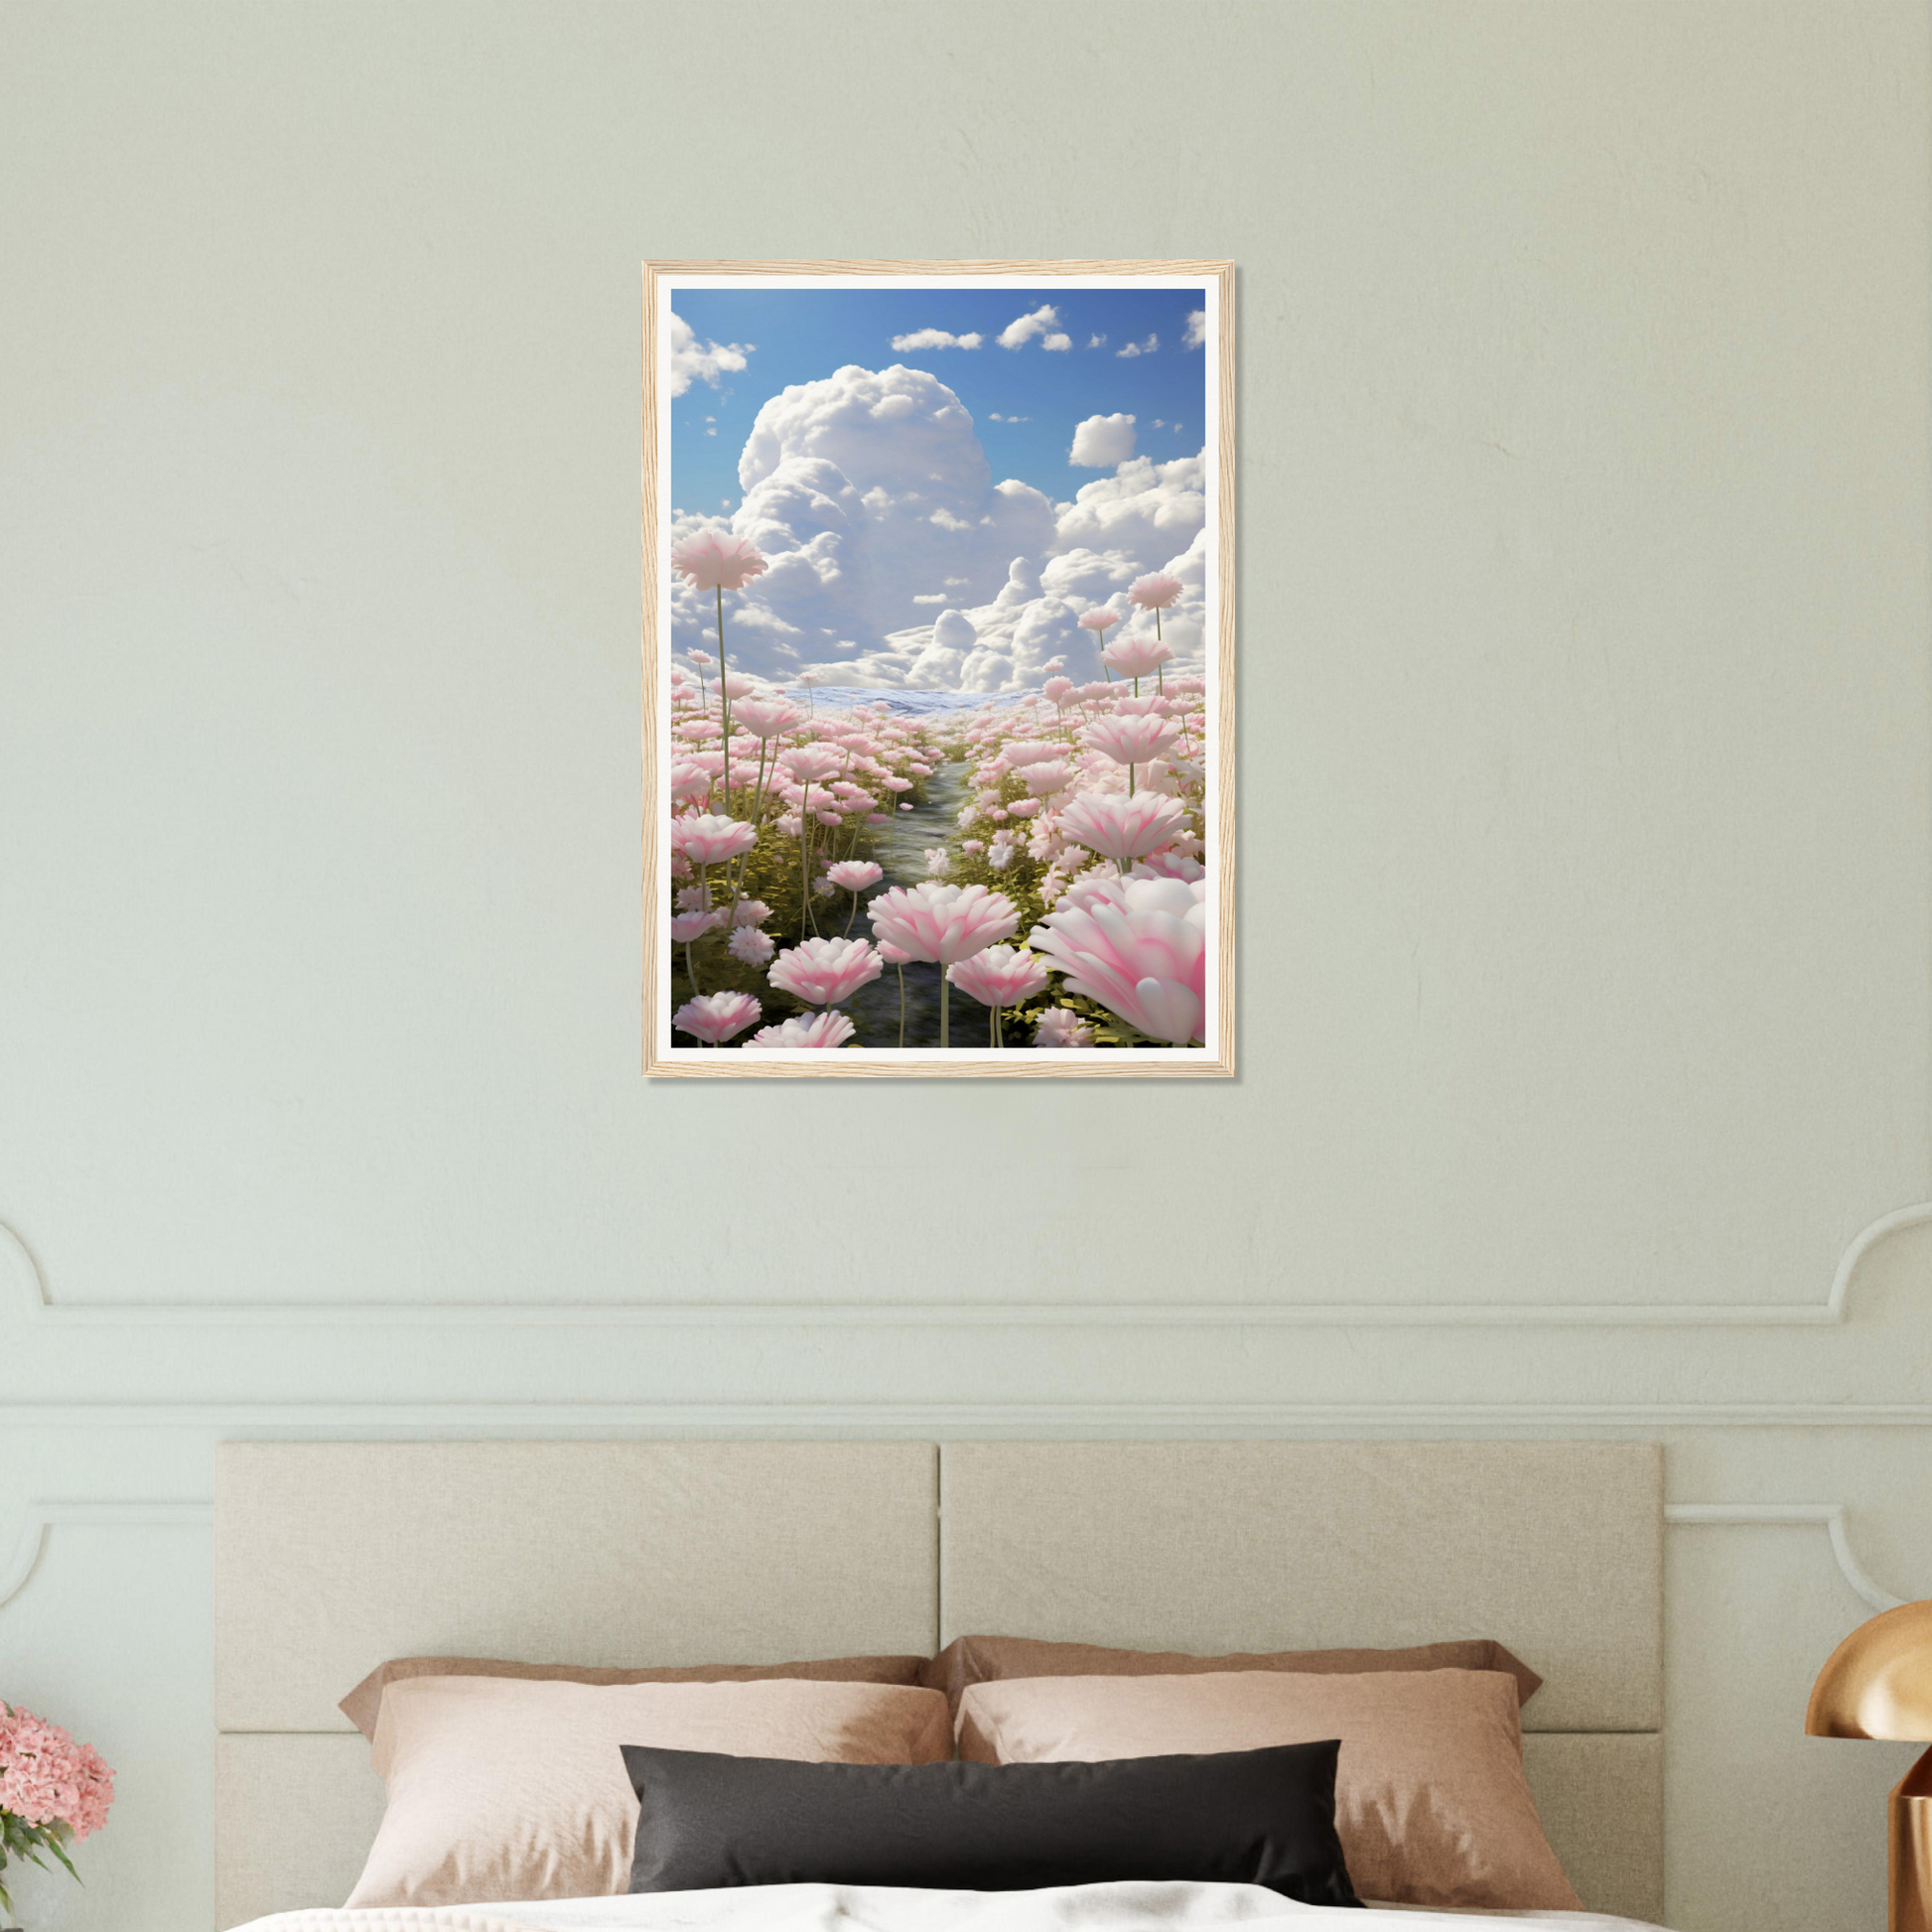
[715,585,731,746]
[799,784,813,940]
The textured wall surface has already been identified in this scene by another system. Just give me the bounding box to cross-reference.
[2,4,1929,1929]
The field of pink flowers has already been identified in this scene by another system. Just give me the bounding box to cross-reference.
[661,530,1209,1052]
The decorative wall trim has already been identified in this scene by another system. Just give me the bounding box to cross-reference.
[0,1501,212,1609]
[6,1400,1932,1429]
[2,1497,1900,1615]
[4,1202,1930,1329]
[1664,1501,1903,1613]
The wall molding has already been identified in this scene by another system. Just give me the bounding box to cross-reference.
[0,1501,212,1609]
[5,1202,1930,1330]
[1664,1501,1903,1612]
[7,1399,1932,1429]
[2,1496,1900,1614]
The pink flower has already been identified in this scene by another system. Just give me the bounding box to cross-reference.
[946,945,1049,1008]
[780,745,845,784]
[922,847,953,879]
[826,860,884,892]
[1129,571,1184,611]
[1004,742,1063,766]
[1033,1005,1096,1048]
[0,1703,114,1839]
[668,909,725,942]
[877,940,914,966]
[733,695,808,739]
[1057,790,1189,863]
[1020,759,1074,796]
[1102,633,1174,680]
[1029,875,1207,1044]
[669,528,769,593]
[1130,852,1207,883]
[768,935,884,1006]
[751,1010,856,1048]
[1041,677,1077,706]
[868,882,1020,965]
[670,814,759,866]
[1077,608,1122,633]
[1083,713,1181,767]
[730,898,772,925]
[668,761,714,804]
[1007,798,1041,818]
[671,990,762,1044]
[727,925,775,966]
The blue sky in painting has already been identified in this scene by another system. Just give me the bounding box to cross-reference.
[668,285,1207,514]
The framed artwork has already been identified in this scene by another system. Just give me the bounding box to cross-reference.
[642,258,1234,1075]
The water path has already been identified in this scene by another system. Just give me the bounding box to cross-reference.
[835,759,1003,1052]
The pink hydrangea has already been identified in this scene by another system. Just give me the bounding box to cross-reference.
[0,1702,114,1838]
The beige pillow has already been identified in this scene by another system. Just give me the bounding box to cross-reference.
[920,1632,1542,1715]
[339,1651,927,1741]
[347,1673,952,1908]
[957,1669,1579,1912]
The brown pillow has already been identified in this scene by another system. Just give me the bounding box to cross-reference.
[340,1650,925,1740]
[346,1673,952,1907]
[958,1668,1579,1912]
[922,1632,1541,1714]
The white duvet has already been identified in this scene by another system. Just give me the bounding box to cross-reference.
[230,1879,1670,1932]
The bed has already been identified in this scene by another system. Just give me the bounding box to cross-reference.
[212,1441,1667,1932]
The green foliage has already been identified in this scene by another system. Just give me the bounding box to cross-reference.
[1,1809,81,1916]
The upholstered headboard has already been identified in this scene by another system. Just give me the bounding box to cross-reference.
[213,1440,1662,1927]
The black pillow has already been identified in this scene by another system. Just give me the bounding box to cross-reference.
[622,1739,1360,1905]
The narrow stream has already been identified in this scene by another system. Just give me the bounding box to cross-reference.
[838,758,999,1052]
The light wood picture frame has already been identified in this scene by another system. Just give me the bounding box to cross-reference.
[643,259,1234,1076]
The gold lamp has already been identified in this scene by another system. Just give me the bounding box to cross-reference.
[1808,1599,1932,1932]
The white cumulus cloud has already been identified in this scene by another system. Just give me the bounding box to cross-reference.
[890,328,983,351]
[997,304,1061,350]
[670,363,1206,694]
[1116,334,1159,359]
[1069,412,1138,468]
[1042,332,1072,351]
[1086,333,1107,349]
[668,312,752,398]
[1183,309,1208,348]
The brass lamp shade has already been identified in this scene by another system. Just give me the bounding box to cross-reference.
[1809,1600,1932,1932]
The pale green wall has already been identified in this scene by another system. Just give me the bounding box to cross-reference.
[3,4,1930,1929]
